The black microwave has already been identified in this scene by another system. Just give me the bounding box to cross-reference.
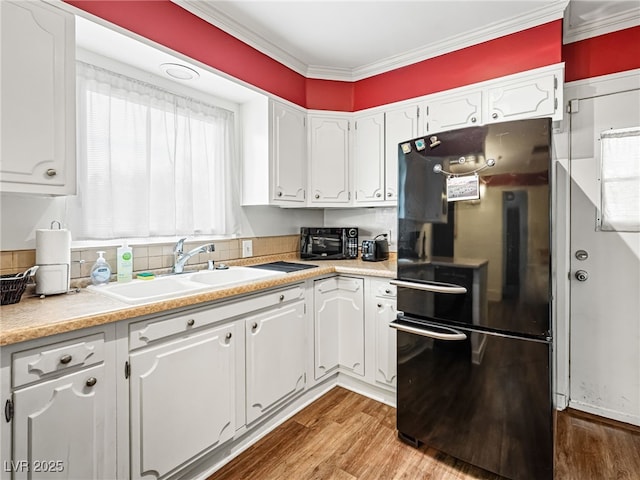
[300,227,359,260]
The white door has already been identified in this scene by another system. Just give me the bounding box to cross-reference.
[569,87,640,426]
[245,300,306,424]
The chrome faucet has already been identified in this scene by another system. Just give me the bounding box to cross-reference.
[172,238,215,274]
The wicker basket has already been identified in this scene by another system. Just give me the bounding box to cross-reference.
[1,266,38,305]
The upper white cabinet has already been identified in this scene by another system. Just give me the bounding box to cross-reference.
[353,112,385,204]
[486,70,559,123]
[384,104,420,203]
[0,1,76,195]
[308,113,351,206]
[424,64,563,135]
[425,91,482,134]
[270,100,307,204]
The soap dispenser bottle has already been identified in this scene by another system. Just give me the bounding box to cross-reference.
[90,251,112,286]
[117,241,133,283]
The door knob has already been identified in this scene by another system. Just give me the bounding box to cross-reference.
[575,270,589,282]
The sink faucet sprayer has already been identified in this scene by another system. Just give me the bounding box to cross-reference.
[172,238,215,274]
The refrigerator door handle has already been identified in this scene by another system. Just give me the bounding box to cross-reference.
[390,279,467,294]
[390,321,467,341]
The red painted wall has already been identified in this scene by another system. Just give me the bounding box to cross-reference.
[354,21,563,111]
[67,2,637,112]
[563,26,640,82]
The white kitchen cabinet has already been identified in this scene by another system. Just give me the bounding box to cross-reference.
[129,323,236,480]
[245,299,306,424]
[486,69,560,123]
[0,0,75,195]
[314,276,365,379]
[308,114,351,205]
[384,104,420,203]
[270,100,307,204]
[353,112,385,205]
[2,330,116,480]
[370,280,398,389]
[425,90,482,134]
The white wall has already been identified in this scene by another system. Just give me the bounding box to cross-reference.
[0,193,322,250]
[324,207,397,250]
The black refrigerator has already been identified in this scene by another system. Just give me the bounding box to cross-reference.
[391,118,553,480]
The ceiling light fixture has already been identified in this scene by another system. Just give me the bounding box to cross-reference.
[160,63,200,81]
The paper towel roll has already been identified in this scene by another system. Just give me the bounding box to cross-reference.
[36,228,71,265]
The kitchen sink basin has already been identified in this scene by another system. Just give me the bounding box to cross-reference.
[87,266,285,304]
[188,266,286,287]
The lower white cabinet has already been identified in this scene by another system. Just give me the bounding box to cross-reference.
[1,330,116,480]
[314,276,365,379]
[12,365,109,480]
[129,323,236,480]
[370,280,398,388]
[245,299,306,424]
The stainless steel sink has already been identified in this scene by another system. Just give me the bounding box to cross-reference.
[87,266,285,304]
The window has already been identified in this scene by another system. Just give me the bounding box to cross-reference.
[599,127,640,232]
[67,62,240,240]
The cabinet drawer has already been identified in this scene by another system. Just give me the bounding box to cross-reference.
[12,333,105,388]
[129,285,305,349]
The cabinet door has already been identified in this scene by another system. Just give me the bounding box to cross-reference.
[129,325,235,480]
[374,297,397,388]
[245,300,306,424]
[486,72,557,123]
[0,1,75,195]
[385,104,420,203]
[271,101,306,204]
[12,364,114,480]
[314,277,364,379]
[308,116,350,205]
[425,91,482,134]
[353,113,385,205]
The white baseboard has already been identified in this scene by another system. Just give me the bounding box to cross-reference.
[568,400,640,427]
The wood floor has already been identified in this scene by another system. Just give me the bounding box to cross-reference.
[208,387,640,480]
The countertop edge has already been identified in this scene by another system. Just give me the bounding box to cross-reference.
[1,259,396,346]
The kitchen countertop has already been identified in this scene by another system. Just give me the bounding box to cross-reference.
[0,254,396,346]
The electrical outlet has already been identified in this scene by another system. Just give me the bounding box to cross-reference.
[242,240,253,258]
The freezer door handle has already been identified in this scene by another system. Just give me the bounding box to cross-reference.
[390,321,467,341]
[390,279,467,294]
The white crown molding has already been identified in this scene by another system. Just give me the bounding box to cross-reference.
[563,4,640,45]
[174,0,568,82]
[173,0,309,77]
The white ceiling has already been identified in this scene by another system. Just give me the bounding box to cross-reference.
[174,0,640,81]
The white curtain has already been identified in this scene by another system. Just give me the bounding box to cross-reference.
[67,62,240,239]
[600,127,640,232]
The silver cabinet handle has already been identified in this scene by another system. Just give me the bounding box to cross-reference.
[390,321,467,341]
[385,289,391,294]
[492,112,498,119]
[390,279,467,294]
[187,319,195,327]
[279,294,285,301]
[376,192,381,198]
[277,191,283,197]
[85,377,97,387]
[387,192,392,197]
[314,194,320,199]
[46,168,57,177]
[251,322,258,331]
[471,117,477,123]
[60,354,72,365]
[225,332,232,340]
[377,303,382,308]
